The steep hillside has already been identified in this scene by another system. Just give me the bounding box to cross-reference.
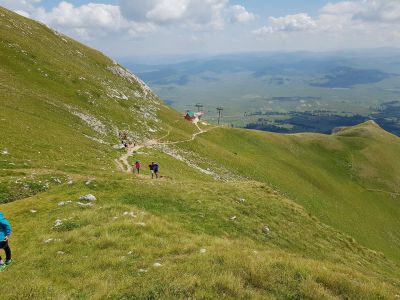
[1,7,400,299]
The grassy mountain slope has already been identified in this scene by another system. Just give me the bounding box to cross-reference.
[1,7,400,299]
[0,5,195,201]
[174,121,400,262]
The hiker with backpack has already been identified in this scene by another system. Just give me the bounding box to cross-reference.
[149,162,159,179]
[153,162,159,179]
[149,162,155,179]
[0,212,12,271]
[134,161,141,174]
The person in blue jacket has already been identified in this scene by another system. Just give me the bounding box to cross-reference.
[0,212,12,267]
[154,163,158,178]
[148,162,159,179]
[153,162,159,179]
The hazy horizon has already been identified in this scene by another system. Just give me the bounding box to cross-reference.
[117,47,400,65]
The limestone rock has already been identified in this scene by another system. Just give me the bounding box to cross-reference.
[79,194,96,201]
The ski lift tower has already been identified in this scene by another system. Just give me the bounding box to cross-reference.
[216,107,224,125]
[195,103,203,112]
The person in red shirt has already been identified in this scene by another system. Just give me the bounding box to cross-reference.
[134,161,141,174]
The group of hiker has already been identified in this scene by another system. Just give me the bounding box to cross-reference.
[133,161,159,179]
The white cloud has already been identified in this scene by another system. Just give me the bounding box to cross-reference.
[322,0,400,23]
[254,0,400,37]
[0,0,41,11]
[4,0,255,40]
[320,0,400,25]
[271,13,317,32]
[353,1,400,23]
[321,1,363,15]
[35,2,121,28]
[119,0,252,30]
[252,26,274,35]
[230,5,255,23]
[146,0,189,23]
[28,2,155,39]
[253,13,317,34]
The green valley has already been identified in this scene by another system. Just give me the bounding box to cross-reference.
[126,51,400,136]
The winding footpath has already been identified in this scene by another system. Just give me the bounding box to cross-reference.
[115,123,215,173]
[114,139,158,173]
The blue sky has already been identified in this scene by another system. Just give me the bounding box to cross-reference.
[1,0,400,60]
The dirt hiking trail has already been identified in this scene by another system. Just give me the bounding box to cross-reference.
[115,123,217,173]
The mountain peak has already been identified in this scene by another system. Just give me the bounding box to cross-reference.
[363,119,380,127]
[333,119,390,138]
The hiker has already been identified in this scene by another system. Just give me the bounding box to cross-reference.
[134,161,141,174]
[153,162,159,179]
[0,212,12,269]
[149,162,155,179]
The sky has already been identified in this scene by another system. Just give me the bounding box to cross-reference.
[1,0,400,61]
